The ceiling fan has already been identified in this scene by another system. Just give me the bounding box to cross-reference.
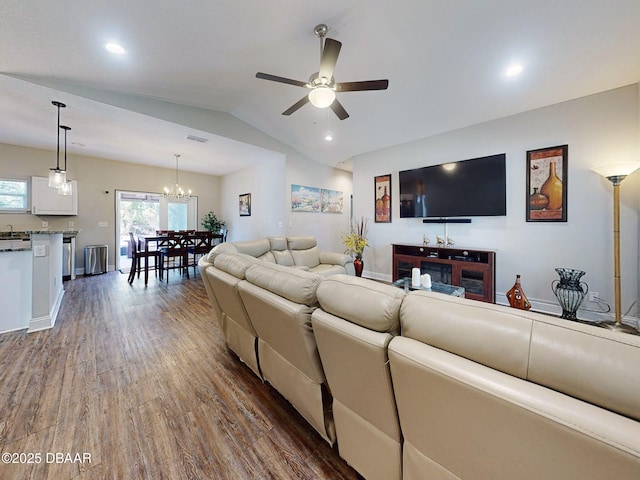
[256,24,389,120]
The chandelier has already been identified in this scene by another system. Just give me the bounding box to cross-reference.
[163,154,192,200]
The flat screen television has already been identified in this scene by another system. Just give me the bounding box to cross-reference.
[399,153,506,218]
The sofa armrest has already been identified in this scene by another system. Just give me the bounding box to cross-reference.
[319,251,352,267]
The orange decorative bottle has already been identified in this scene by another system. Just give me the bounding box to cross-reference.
[506,275,532,310]
[540,161,562,210]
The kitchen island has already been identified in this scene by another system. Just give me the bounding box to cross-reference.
[0,230,78,334]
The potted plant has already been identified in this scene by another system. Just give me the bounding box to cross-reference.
[341,217,368,276]
[201,211,226,234]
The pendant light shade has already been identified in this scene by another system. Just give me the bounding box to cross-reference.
[49,101,67,188]
[58,125,72,196]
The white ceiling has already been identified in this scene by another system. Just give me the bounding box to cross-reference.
[1,1,640,176]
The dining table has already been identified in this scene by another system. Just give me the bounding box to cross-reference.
[141,232,223,285]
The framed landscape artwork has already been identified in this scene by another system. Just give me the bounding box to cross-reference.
[526,145,568,222]
[374,174,391,223]
[320,188,344,214]
[291,184,320,212]
[239,193,251,216]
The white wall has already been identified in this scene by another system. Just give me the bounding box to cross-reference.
[353,85,640,322]
[220,154,287,241]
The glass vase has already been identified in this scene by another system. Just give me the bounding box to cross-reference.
[551,268,588,320]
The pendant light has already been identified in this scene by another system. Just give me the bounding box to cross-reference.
[163,154,192,200]
[49,101,67,188]
[58,125,72,196]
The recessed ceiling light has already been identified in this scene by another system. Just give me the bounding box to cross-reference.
[105,43,126,55]
[325,133,333,141]
[505,64,523,77]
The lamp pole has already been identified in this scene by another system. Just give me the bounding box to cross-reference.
[611,176,622,327]
[603,174,636,334]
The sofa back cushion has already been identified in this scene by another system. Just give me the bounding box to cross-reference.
[268,236,295,266]
[317,274,404,333]
[213,252,258,279]
[287,236,320,268]
[400,291,640,421]
[400,291,533,378]
[245,262,320,307]
[231,238,272,258]
[528,317,640,422]
[287,236,319,268]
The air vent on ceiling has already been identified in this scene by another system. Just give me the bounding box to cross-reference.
[186,134,209,143]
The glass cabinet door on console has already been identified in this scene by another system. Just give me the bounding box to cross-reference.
[420,261,452,284]
[392,244,495,303]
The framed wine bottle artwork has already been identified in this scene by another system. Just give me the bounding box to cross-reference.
[374,174,392,223]
[526,145,568,222]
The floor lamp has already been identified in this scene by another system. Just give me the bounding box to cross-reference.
[592,162,640,335]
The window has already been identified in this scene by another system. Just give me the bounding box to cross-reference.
[0,178,29,212]
[168,202,188,231]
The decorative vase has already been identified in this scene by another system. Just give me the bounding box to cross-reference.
[540,161,563,210]
[506,274,531,310]
[529,187,549,210]
[382,186,390,217]
[551,268,588,320]
[353,256,363,277]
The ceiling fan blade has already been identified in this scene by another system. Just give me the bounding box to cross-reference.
[336,79,389,92]
[282,96,310,116]
[256,72,308,88]
[330,99,349,120]
[319,38,342,82]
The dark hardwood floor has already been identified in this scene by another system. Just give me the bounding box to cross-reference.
[0,271,359,479]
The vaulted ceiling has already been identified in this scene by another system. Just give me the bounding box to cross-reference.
[1,1,639,175]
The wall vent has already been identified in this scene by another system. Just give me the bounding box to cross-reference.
[186,134,208,143]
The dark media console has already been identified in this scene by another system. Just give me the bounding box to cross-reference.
[392,244,495,303]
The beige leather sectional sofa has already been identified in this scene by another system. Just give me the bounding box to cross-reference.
[199,241,640,480]
[206,236,355,275]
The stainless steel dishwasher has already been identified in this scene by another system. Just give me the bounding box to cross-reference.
[62,236,76,280]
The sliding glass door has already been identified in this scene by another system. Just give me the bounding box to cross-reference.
[115,190,198,271]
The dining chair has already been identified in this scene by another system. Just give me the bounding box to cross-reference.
[188,231,215,276]
[158,231,191,282]
[128,232,160,285]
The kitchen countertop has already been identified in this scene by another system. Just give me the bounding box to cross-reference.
[22,230,79,236]
[0,230,79,252]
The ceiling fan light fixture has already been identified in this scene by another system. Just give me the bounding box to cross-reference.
[505,64,523,77]
[308,86,335,108]
[105,43,126,55]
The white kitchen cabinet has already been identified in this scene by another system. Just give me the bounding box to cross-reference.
[31,176,78,215]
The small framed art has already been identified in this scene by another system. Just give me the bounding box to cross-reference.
[239,193,251,216]
[526,145,568,222]
[374,174,391,223]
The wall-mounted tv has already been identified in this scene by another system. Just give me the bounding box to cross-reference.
[399,153,507,218]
